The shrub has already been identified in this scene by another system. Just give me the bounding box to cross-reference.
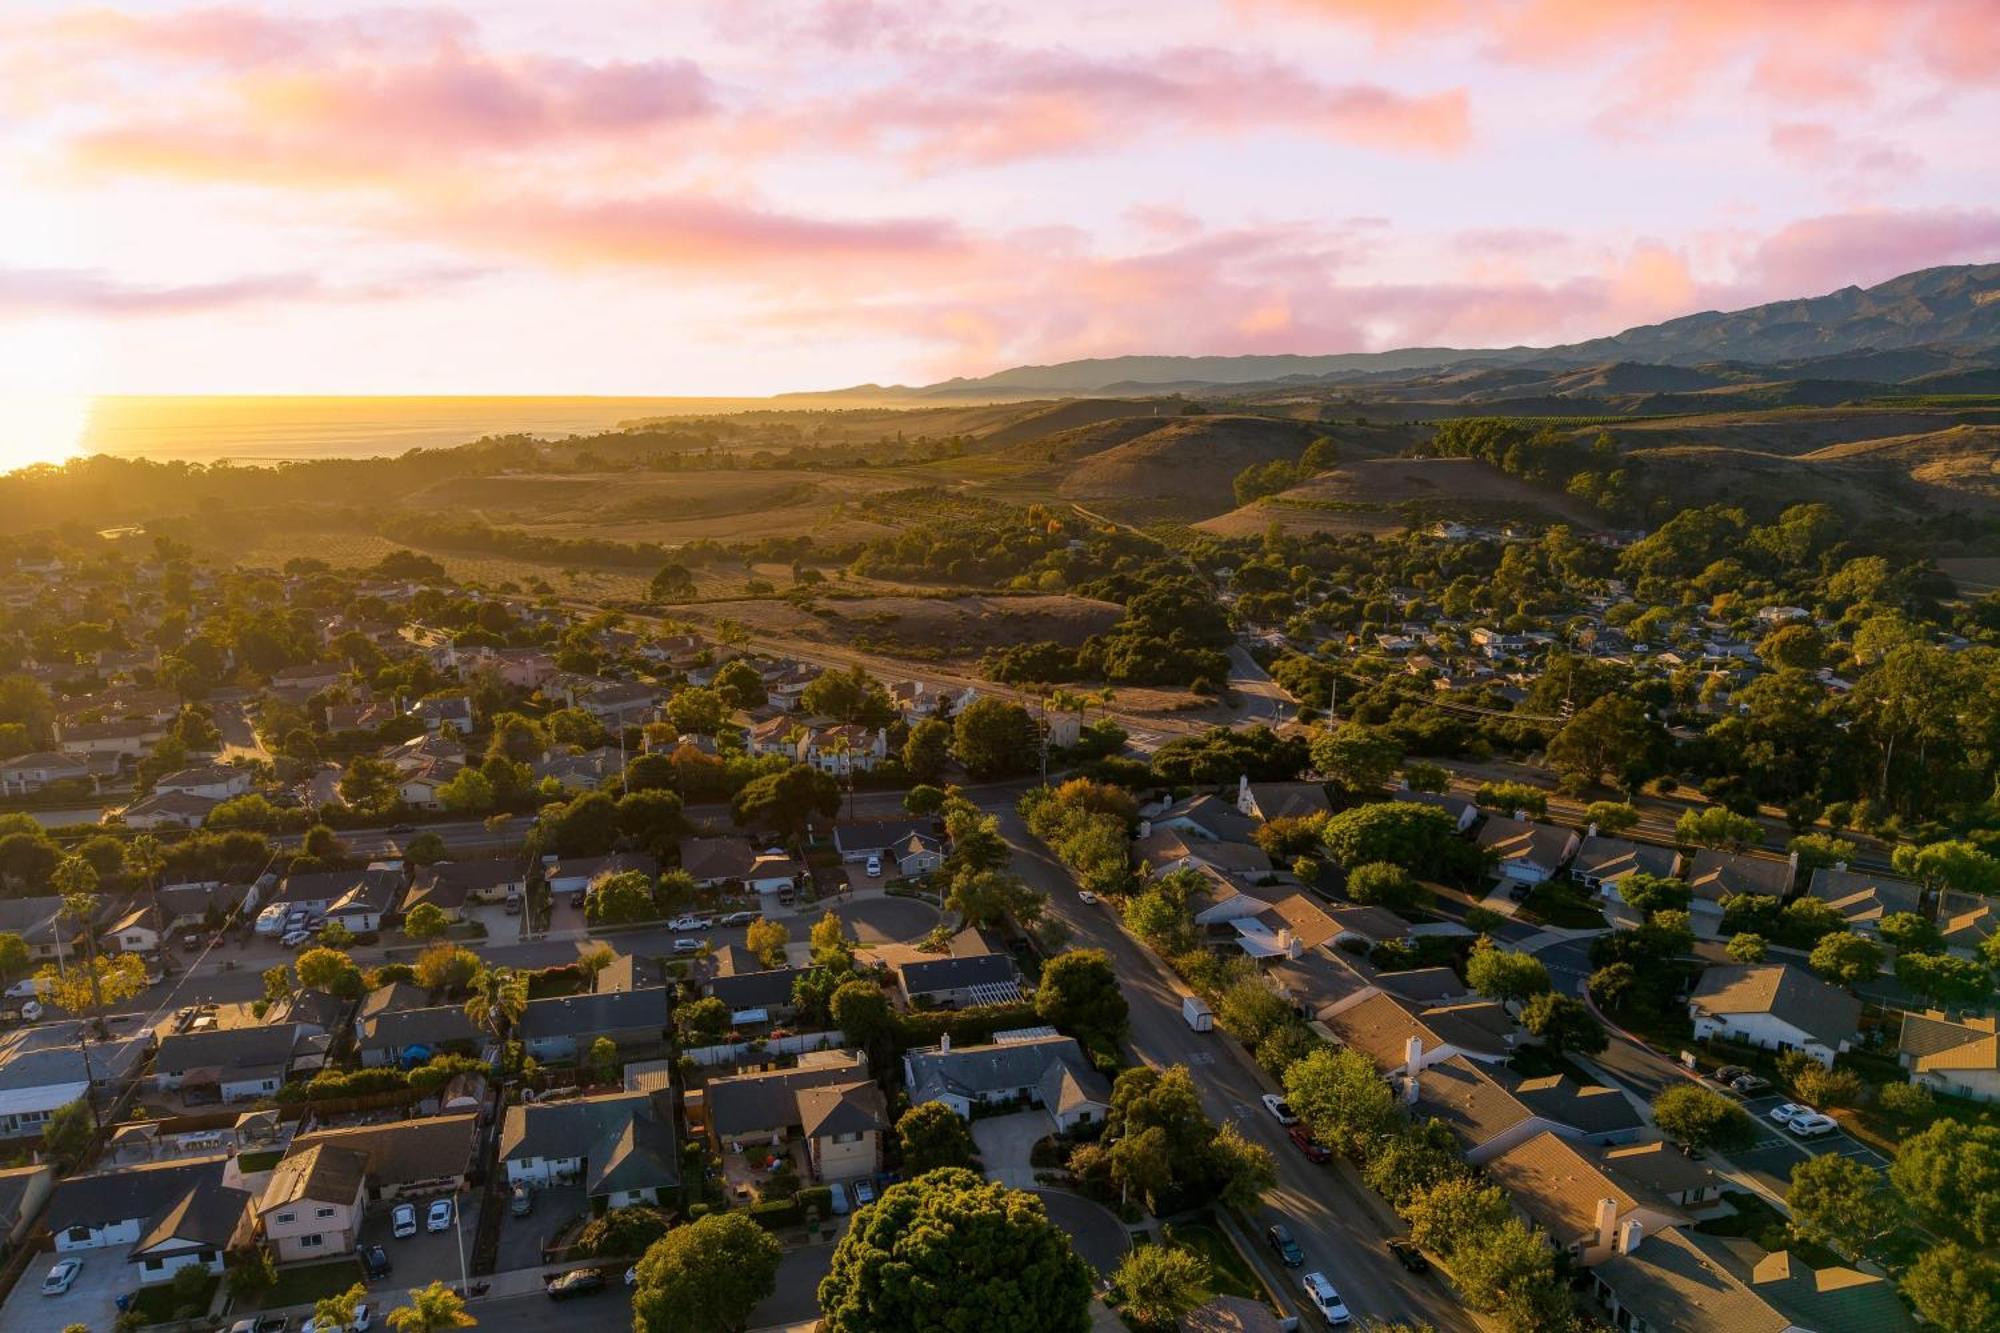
[748,1197,802,1229]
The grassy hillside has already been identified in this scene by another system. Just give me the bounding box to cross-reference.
[1056,415,1318,515]
[1196,457,1601,537]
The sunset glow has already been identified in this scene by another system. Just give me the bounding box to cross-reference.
[1,0,1996,400]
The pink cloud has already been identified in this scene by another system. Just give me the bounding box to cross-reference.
[1745,209,2000,298]
[0,263,477,318]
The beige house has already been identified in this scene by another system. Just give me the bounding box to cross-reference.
[258,1143,368,1262]
[1484,1130,1687,1267]
[796,1082,888,1182]
[1899,1010,2000,1102]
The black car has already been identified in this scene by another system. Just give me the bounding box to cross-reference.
[1266,1223,1305,1268]
[547,1269,607,1301]
[1387,1239,1430,1273]
[362,1244,391,1280]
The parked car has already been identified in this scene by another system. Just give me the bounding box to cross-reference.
[673,939,701,953]
[1288,1125,1331,1163]
[1078,890,1098,904]
[865,855,883,878]
[1768,1102,1812,1128]
[853,1179,876,1206]
[1387,1239,1429,1273]
[302,1304,371,1333]
[720,911,757,927]
[546,1269,606,1301]
[1266,1223,1305,1268]
[828,1182,850,1215]
[426,1198,454,1232]
[1261,1093,1299,1125]
[625,1266,638,1287]
[1788,1113,1839,1137]
[280,929,312,949]
[362,1245,391,1279]
[228,1319,290,1333]
[1730,1074,1772,1095]
[1300,1271,1351,1325]
[1714,1065,1750,1085]
[510,1185,533,1217]
[391,1202,418,1238]
[41,1258,82,1295]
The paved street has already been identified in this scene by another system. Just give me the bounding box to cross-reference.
[1001,805,1476,1333]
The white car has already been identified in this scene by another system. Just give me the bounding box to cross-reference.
[1261,1093,1299,1126]
[1078,891,1099,905]
[304,1306,372,1333]
[1788,1113,1839,1137]
[1767,1102,1812,1128]
[281,929,313,949]
[391,1202,418,1238]
[426,1198,454,1232]
[673,939,701,954]
[41,1258,81,1295]
[1300,1271,1350,1325]
[254,905,289,935]
[865,856,883,878]
[667,915,711,931]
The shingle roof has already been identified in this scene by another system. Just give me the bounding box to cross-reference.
[1805,867,1921,928]
[1595,1227,1791,1333]
[1899,1010,2000,1072]
[1484,1130,1684,1248]
[519,987,670,1039]
[1244,782,1331,821]
[1748,1250,1916,1333]
[1690,963,1862,1048]
[898,953,1019,994]
[1411,1056,1533,1152]
[500,1090,681,1196]
[905,1035,1109,1110]
[705,1058,871,1138]
[358,1005,478,1054]
[680,837,756,882]
[259,1143,368,1213]
[1323,991,1516,1071]
[155,1024,299,1078]
[47,1156,246,1250]
[1686,850,1793,904]
[796,1081,888,1138]
[289,1114,480,1187]
[707,966,812,1012]
[1475,816,1575,870]
[1599,1140,1719,1198]
[1511,1075,1645,1136]
[1573,836,1680,882]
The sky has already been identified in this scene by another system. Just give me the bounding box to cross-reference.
[2,0,1998,405]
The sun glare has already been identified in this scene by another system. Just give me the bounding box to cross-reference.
[0,394,89,474]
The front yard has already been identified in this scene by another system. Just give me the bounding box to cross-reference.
[243,1258,366,1311]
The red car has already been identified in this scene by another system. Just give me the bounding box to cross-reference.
[1288,1125,1331,1163]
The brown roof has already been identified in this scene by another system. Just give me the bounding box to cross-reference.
[1262,893,1340,949]
[796,1081,888,1139]
[1600,1140,1720,1198]
[1690,963,1862,1047]
[1805,867,1921,927]
[1484,1131,1685,1249]
[289,1114,480,1187]
[681,837,756,882]
[258,1143,367,1215]
[1413,1055,1532,1152]
[1323,992,1517,1071]
[1686,849,1793,904]
[1180,1296,1285,1333]
[1596,1228,1791,1333]
[1510,1075,1644,1136]
[1899,1010,2000,1072]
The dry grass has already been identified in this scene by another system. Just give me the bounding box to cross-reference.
[681,592,1123,661]
[1196,456,1598,537]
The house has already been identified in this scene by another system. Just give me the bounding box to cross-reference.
[43,1156,248,1284]
[268,867,402,918]
[153,765,254,801]
[1805,866,1923,939]
[356,1004,479,1069]
[286,1115,481,1199]
[325,869,401,935]
[1571,836,1682,896]
[518,987,671,1063]
[270,662,348,694]
[680,837,758,888]
[744,850,807,894]
[544,852,658,900]
[324,701,396,732]
[0,1163,54,1250]
[0,897,85,963]
[268,989,351,1040]
[1405,1056,1639,1164]
[833,817,944,866]
[533,746,624,791]
[1476,816,1579,884]
[1223,892,1356,961]
[797,725,889,775]
[409,695,475,734]
[153,1024,302,1102]
[1688,963,1862,1068]
[1685,850,1796,923]
[0,750,94,795]
[1320,990,1522,1074]
[1937,890,1999,961]
[1235,777,1331,823]
[1389,789,1480,833]
[257,1142,368,1261]
[501,1090,681,1207]
[0,1034,151,1138]
[102,903,163,955]
[705,957,815,1024]
[1146,793,1258,845]
[1591,1225,1913,1333]
[895,953,1023,1009]
[395,762,457,811]
[156,881,250,934]
[1898,1010,2000,1102]
[120,789,223,830]
[1134,830,1273,885]
[575,682,661,727]
[1596,1141,1721,1212]
[1484,1130,1687,1266]
[56,717,165,757]
[797,1080,889,1182]
[386,733,467,774]
[903,1030,1112,1133]
[404,858,525,920]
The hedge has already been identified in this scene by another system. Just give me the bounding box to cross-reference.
[748,1197,802,1229]
[892,1001,1042,1050]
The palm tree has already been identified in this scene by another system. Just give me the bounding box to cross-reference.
[575,944,615,994]
[124,834,168,951]
[51,855,102,1009]
[462,967,527,1047]
[385,1281,475,1333]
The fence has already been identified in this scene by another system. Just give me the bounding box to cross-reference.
[682,1029,845,1067]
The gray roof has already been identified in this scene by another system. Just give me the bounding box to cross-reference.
[1509,1074,1645,1135]
[707,966,813,1012]
[1594,1227,1790,1333]
[500,1091,680,1196]
[705,1060,870,1139]
[898,953,1020,995]
[358,1005,478,1054]
[1573,835,1680,881]
[1690,963,1863,1048]
[905,1034,1109,1108]
[833,818,936,854]
[47,1156,245,1248]
[276,867,402,907]
[797,1081,888,1138]
[155,1024,299,1078]
[519,987,670,1040]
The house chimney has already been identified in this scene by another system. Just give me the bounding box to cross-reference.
[1587,822,1599,839]
[939,1034,950,1053]
[1404,1036,1423,1080]
[1402,1071,1420,1105]
[1514,809,1531,822]
[1137,819,1153,839]
[1595,1197,1620,1253]
[1834,860,1848,873]
[1618,1218,1644,1254]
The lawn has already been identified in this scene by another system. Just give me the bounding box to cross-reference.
[237,1148,284,1172]
[1162,1215,1264,1302]
[1517,881,1608,930]
[127,1273,219,1323]
[249,1259,366,1311]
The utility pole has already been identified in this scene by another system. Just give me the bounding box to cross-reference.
[75,1033,102,1133]
[452,1189,470,1297]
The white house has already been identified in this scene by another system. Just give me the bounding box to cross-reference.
[153,765,254,801]
[1476,816,1579,884]
[44,1157,248,1285]
[903,1031,1112,1134]
[1688,963,1862,1068]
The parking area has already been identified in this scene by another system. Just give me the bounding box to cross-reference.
[465,902,522,945]
[830,894,939,945]
[495,1181,590,1274]
[972,1110,1050,1185]
[1,1248,132,1333]
[1733,1094,1890,1196]
[358,1194,481,1291]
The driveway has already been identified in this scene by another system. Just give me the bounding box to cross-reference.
[496,1182,590,1274]
[1031,1189,1130,1277]
[1,1248,129,1333]
[467,902,524,945]
[972,1109,1050,1185]
[749,1242,833,1328]
[831,895,938,945]
[360,1195,478,1291]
